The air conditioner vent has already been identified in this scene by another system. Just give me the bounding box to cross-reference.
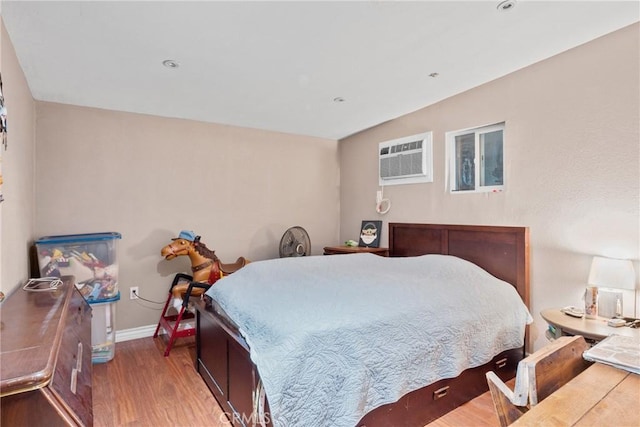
[379,132,433,186]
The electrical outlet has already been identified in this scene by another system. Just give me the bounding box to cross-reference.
[129,286,139,300]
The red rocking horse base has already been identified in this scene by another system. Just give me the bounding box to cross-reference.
[153,274,200,357]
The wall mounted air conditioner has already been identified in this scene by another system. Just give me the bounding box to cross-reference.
[379,131,433,186]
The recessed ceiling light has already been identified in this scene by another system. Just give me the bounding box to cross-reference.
[497,0,516,12]
[333,97,345,103]
[162,59,179,68]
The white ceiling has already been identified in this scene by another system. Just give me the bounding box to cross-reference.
[2,1,638,140]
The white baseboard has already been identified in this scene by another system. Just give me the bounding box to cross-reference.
[116,324,157,343]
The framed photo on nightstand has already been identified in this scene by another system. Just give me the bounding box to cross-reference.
[358,220,382,248]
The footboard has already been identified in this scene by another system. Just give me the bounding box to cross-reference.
[195,299,270,427]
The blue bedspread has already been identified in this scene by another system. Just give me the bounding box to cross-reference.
[206,253,532,427]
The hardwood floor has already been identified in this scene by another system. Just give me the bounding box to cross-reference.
[93,337,230,427]
[93,337,501,427]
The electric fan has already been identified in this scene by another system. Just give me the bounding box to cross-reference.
[279,226,311,257]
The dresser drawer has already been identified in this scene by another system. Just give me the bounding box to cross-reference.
[50,289,93,426]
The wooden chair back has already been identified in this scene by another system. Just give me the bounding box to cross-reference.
[486,335,592,426]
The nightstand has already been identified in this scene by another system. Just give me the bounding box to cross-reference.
[323,246,389,257]
[540,308,640,344]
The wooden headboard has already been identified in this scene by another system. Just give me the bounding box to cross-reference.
[389,223,530,309]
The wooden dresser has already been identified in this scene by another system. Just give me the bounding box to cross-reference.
[0,276,93,426]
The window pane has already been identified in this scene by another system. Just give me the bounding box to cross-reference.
[455,133,475,191]
[480,130,503,186]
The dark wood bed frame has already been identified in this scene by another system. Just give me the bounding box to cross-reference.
[194,223,530,427]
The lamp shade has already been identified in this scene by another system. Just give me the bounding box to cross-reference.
[588,256,636,290]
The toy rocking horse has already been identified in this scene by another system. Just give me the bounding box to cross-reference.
[154,230,249,356]
[160,230,249,307]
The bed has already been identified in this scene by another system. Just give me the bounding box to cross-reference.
[194,223,530,427]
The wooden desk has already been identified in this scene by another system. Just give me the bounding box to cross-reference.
[323,245,389,256]
[512,363,639,426]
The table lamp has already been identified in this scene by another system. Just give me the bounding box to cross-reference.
[587,256,636,318]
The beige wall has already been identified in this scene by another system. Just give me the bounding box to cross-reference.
[339,23,640,351]
[0,19,36,296]
[35,103,340,330]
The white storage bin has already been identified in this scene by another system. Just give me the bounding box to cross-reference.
[88,293,119,363]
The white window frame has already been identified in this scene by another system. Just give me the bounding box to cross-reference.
[446,122,505,193]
